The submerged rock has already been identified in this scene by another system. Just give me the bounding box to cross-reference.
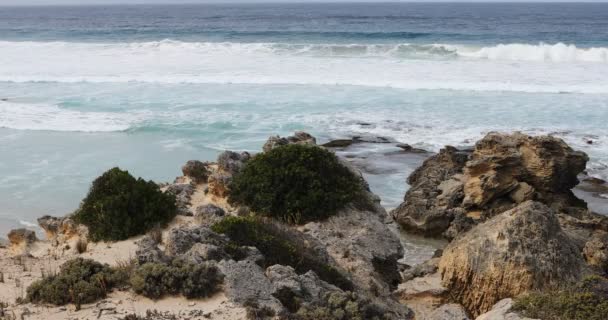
[438,201,584,316]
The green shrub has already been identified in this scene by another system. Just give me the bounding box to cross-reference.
[294,291,389,320]
[211,216,352,291]
[130,259,223,300]
[228,144,365,224]
[513,275,608,320]
[73,167,177,241]
[26,258,126,306]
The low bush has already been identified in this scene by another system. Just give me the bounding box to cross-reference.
[228,144,366,224]
[26,258,127,306]
[73,167,177,241]
[293,291,389,320]
[211,216,352,291]
[513,275,608,320]
[130,259,223,299]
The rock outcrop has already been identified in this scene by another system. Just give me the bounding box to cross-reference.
[475,299,536,320]
[7,228,37,253]
[392,132,590,239]
[438,201,584,316]
[391,146,470,237]
[181,160,210,184]
[262,131,316,152]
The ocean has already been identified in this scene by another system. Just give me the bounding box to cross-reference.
[1,3,608,237]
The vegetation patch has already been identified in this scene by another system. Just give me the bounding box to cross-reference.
[513,275,608,320]
[73,167,177,241]
[26,258,128,306]
[130,259,223,299]
[293,291,390,320]
[228,144,366,224]
[211,216,353,291]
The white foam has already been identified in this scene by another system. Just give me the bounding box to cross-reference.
[0,41,607,94]
[0,101,138,132]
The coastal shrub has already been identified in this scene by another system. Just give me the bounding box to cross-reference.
[26,258,127,306]
[513,275,608,320]
[293,291,389,320]
[130,259,223,299]
[228,144,366,224]
[211,216,353,291]
[73,167,177,241]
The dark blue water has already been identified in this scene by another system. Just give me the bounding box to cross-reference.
[0,3,607,45]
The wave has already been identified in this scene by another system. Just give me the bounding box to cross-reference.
[0,101,139,132]
[0,40,606,62]
[1,40,607,94]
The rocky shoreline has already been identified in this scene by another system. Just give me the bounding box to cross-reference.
[1,131,608,319]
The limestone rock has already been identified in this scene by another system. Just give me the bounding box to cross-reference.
[181,160,210,184]
[262,131,317,152]
[207,172,231,198]
[463,132,588,213]
[583,230,608,272]
[217,151,250,176]
[438,201,583,316]
[37,215,81,241]
[7,228,37,246]
[428,304,470,320]
[475,299,537,320]
[135,236,169,264]
[391,146,470,237]
[392,132,590,239]
[194,204,226,226]
[164,226,229,256]
[165,182,195,216]
[304,196,404,296]
[218,259,285,316]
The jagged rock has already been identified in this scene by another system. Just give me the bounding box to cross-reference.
[217,151,250,175]
[438,201,583,316]
[135,236,169,264]
[396,143,428,153]
[182,243,228,263]
[194,204,226,226]
[165,183,195,216]
[7,228,37,246]
[475,299,536,320]
[401,257,440,282]
[352,135,394,144]
[266,265,412,319]
[429,304,470,320]
[164,226,229,256]
[392,132,590,239]
[322,139,354,148]
[397,272,447,300]
[181,160,210,184]
[583,230,608,272]
[37,215,78,239]
[391,146,470,237]
[304,195,404,296]
[262,131,317,152]
[207,172,231,198]
[218,259,286,316]
[463,132,588,213]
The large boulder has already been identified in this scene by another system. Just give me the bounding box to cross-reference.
[462,132,588,213]
[391,146,470,237]
[392,132,589,239]
[304,193,404,296]
[181,160,210,184]
[438,201,584,316]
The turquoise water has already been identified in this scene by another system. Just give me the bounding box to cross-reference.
[1,3,608,235]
